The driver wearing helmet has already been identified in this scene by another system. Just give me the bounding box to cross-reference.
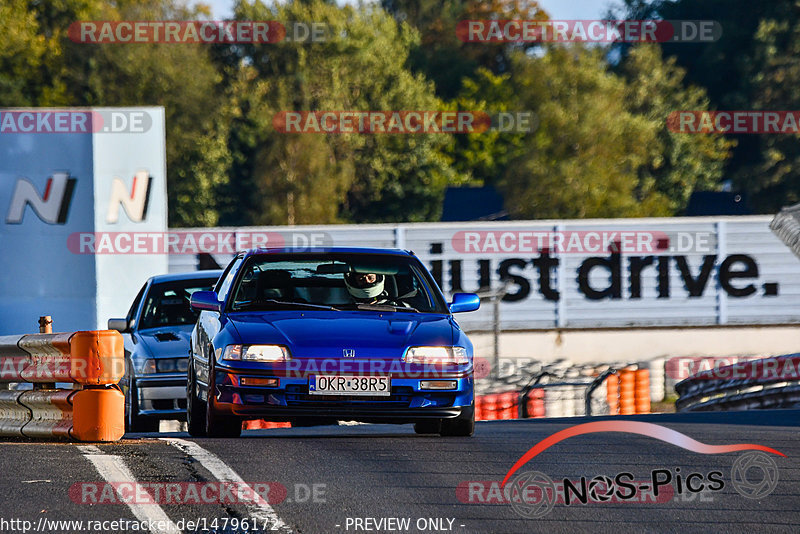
[344,272,387,303]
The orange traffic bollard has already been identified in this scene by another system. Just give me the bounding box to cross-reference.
[483,394,498,420]
[244,420,292,430]
[606,374,619,415]
[498,392,516,419]
[475,395,485,421]
[526,388,545,418]
[619,369,636,415]
[635,368,651,414]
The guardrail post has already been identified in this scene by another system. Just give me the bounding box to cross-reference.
[35,316,56,390]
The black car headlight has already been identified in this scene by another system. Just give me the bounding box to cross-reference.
[141,358,189,374]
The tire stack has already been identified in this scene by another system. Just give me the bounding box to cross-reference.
[639,358,666,403]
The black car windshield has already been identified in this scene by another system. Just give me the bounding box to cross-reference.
[229,254,448,314]
[139,278,218,329]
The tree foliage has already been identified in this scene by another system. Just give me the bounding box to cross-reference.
[217,0,460,225]
[2,0,763,225]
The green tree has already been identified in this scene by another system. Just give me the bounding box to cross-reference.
[611,0,799,213]
[500,46,667,219]
[0,0,66,106]
[740,11,800,210]
[219,0,461,225]
[381,0,546,99]
[618,45,733,214]
[1,0,230,226]
[451,68,528,186]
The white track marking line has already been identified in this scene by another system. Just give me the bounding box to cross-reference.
[161,437,291,532]
[77,445,181,534]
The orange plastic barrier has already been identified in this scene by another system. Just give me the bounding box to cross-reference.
[634,369,651,414]
[243,420,291,430]
[0,328,124,441]
[483,394,499,420]
[606,374,619,415]
[72,388,125,441]
[498,392,517,420]
[619,369,636,415]
[475,396,485,421]
[11,331,124,385]
[526,388,545,418]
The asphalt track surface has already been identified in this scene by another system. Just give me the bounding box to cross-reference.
[0,410,798,534]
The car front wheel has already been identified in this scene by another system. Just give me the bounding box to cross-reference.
[186,361,207,437]
[413,420,441,434]
[125,361,159,433]
[205,368,242,438]
[439,403,475,437]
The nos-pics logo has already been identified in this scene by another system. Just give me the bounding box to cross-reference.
[501,421,783,518]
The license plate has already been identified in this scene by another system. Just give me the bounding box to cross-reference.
[309,375,391,396]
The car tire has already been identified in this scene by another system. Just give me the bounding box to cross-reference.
[125,366,159,434]
[439,403,475,437]
[205,368,242,438]
[413,420,441,434]
[187,362,207,437]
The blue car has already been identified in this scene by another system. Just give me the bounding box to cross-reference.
[188,248,480,437]
[109,270,223,432]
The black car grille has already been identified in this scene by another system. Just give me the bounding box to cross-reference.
[284,384,413,407]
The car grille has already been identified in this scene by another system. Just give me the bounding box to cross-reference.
[284,384,413,407]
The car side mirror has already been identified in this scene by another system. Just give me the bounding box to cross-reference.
[190,291,222,312]
[449,293,480,313]
[107,318,129,333]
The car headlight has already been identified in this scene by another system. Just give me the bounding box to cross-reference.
[222,344,291,362]
[141,358,189,374]
[403,346,468,365]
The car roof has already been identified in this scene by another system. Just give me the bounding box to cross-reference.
[148,270,224,284]
[242,247,414,257]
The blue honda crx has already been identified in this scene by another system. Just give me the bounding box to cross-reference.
[188,247,480,437]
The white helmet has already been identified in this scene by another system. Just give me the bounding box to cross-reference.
[344,272,385,300]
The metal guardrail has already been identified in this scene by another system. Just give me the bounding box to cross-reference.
[770,203,800,259]
[585,368,618,417]
[515,371,611,418]
[675,354,800,412]
[0,317,125,441]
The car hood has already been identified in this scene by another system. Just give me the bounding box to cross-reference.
[227,311,455,359]
[136,325,193,359]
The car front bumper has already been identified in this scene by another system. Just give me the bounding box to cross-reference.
[209,365,474,423]
[134,374,187,418]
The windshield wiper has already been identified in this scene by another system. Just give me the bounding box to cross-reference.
[353,303,420,313]
[233,299,340,312]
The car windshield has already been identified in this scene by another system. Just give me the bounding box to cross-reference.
[229,254,447,314]
[139,278,218,329]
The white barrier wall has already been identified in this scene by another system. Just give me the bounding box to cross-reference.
[0,108,167,334]
[168,217,800,332]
